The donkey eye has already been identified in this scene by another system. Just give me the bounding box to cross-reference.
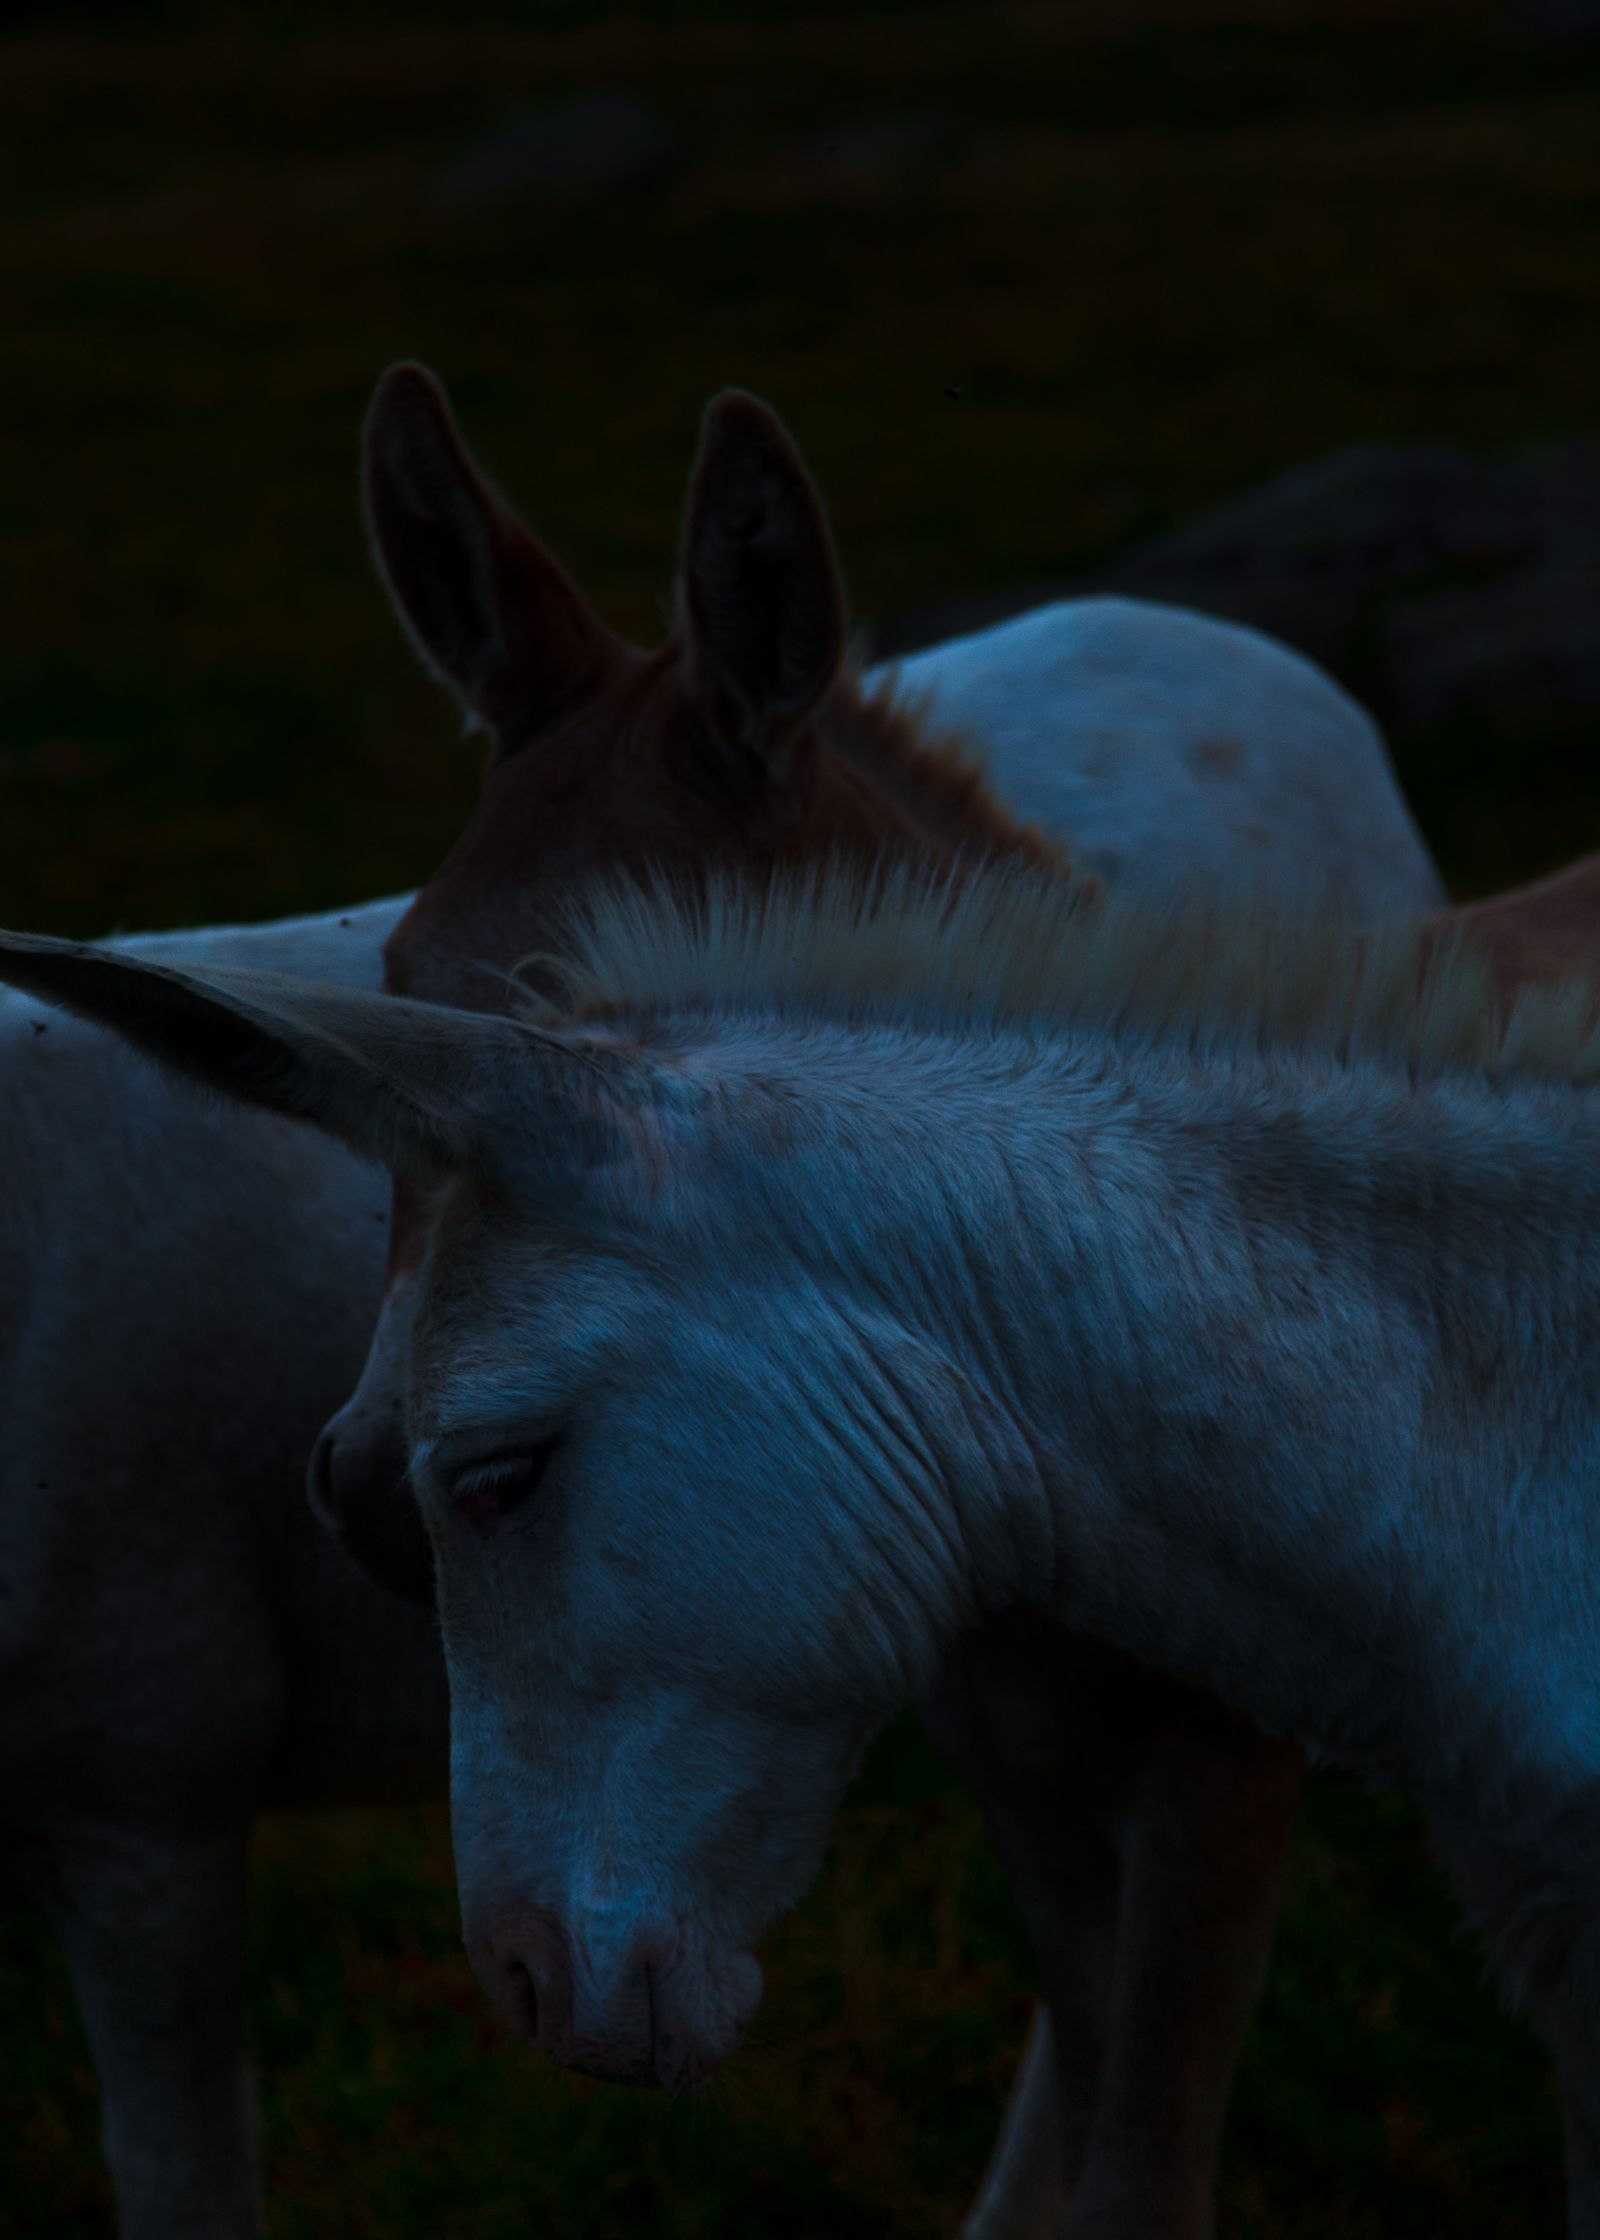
[449,1435,564,1532]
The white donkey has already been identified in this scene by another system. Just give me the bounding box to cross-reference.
[311,366,1446,2240]
[0,396,1440,2240]
[11,863,1600,2231]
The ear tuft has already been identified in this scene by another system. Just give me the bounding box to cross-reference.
[362,362,601,743]
[678,388,848,793]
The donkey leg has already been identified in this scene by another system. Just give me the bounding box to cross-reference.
[1063,1720,1304,2240]
[1542,2009,1600,2240]
[959,2006,1072,2240]
[928,1622,1302,2240]
[959,1727,1301,2240]
[955,1808,1120,2240]
[925,1620,1125,2239]
[1439,1830,1600,2238]
[41,1814,263,2240]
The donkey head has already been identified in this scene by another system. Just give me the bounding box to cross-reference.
[0,937,975,2090]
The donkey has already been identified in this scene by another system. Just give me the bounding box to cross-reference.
[305,366,1446,2239]
[0,368,1440,2240]
[13,862,1600,2232]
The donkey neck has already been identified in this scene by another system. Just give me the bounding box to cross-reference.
[800,1032,1600,1827]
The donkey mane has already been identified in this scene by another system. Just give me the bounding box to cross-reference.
[825,659,1070,875]
[532,857,1600,1088]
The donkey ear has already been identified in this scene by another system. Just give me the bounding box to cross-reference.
[0,933,531,1182]
[363,363,603,743]
[678,390,848,792]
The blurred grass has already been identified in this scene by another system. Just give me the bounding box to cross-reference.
[0,0,1594,2231]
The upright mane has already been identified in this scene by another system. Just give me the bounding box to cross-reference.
[533,858,1600,1089]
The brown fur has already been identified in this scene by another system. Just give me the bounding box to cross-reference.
[827,669,1072,874]
[1432,856,1600,1014]
[371,379,1075,1286]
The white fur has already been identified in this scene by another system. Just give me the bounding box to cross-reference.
[406,872,1600,2231]
[889,598,1444,913]
[547,856,1541,1075]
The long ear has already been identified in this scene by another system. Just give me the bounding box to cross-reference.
[678,390,848,792]
[363,363,603,743]
[0,933,539,1181]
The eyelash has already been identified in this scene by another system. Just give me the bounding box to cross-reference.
[450,1434,564,1533]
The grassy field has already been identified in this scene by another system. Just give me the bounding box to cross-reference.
[0,1,1595,2231]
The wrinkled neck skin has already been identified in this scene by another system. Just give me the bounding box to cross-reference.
[747,1036,1600,1843]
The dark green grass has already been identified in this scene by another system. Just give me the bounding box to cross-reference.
[0,1733,1566,2238]
[1,3,1596,2230]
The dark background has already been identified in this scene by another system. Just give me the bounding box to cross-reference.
[1,2,1596,2231]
